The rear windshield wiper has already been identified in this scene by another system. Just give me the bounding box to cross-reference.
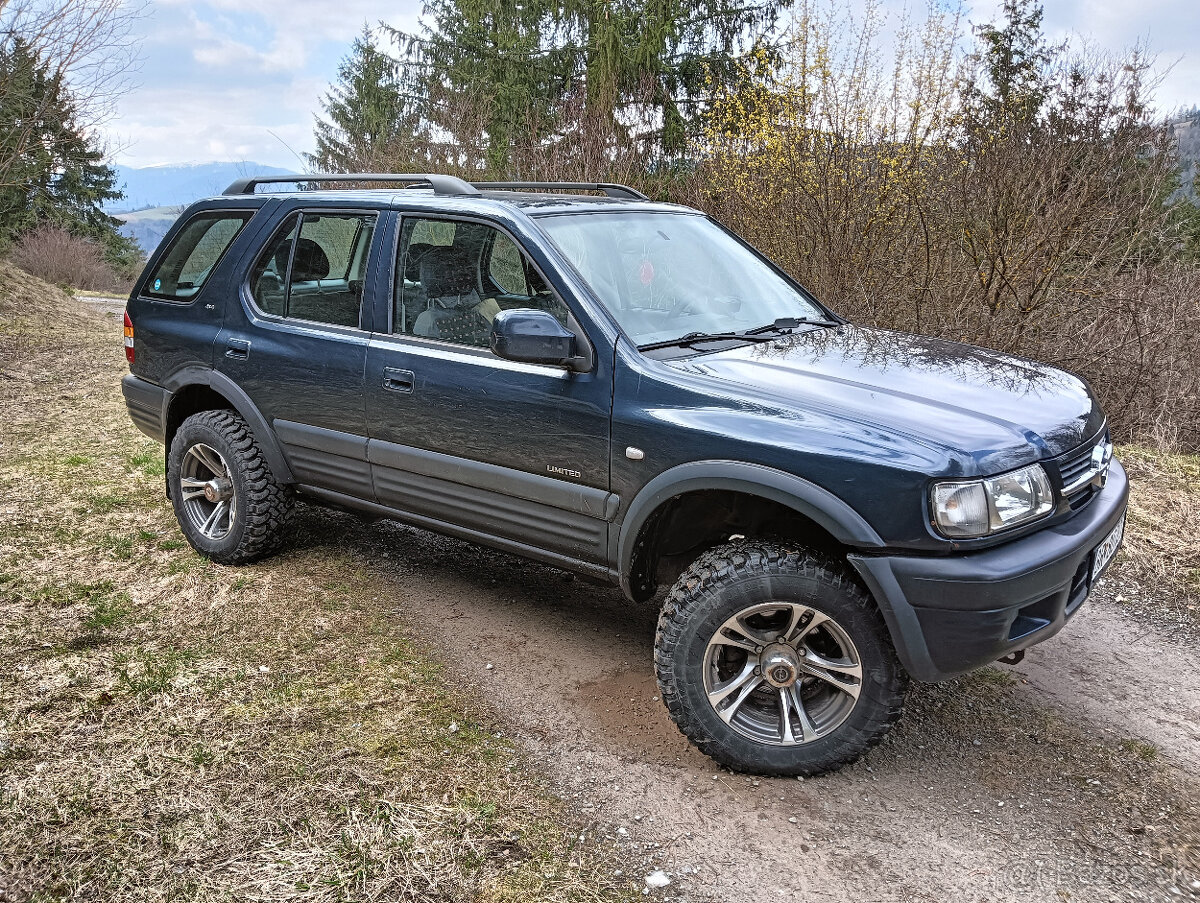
[637,331,776,352]
[744,316,840,335]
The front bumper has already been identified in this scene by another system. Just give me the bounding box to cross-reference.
[849,460,1129,682]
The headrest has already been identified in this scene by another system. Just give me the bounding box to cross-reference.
[275,237,330,282]
[403,242,436,283]
[419,247,475,299]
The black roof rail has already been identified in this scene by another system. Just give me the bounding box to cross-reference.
[222,173,481,197]
[471,181,649,200]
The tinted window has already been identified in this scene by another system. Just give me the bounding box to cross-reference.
[248,211,376,328]
[146,211,251,301]
[394,217,564,348]
[488,233,528,295]
[249,215,297,317]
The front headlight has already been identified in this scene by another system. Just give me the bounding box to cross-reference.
[931,463,1054,538]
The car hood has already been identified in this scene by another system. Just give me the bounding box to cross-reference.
[663,325,1105,471]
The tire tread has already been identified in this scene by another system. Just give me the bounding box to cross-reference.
[170,410,293,564]
[654,540,908,776]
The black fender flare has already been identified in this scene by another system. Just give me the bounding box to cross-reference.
[162,367,294,483]
[614,460,885,599]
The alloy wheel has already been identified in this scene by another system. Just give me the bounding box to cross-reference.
[702,601,862,745]
[178,442,236,541]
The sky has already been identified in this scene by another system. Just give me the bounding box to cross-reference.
[103,0,1200,170]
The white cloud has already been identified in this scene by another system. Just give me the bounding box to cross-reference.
[967,0,1199,113]
[105,0,421,167]
[105,0,1196,169]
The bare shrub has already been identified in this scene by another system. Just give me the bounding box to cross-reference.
[688,0,1199,449]
[8,224,129,293]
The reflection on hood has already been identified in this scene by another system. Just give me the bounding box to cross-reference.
[668,324,1103,461]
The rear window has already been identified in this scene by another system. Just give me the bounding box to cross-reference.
[145,211,253,301]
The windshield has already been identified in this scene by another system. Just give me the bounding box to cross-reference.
[536,211,829,348]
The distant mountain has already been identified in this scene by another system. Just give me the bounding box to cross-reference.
[106,162,299,214]
[114,205,186,256]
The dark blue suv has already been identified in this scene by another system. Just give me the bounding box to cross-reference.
[121,174,1128,776]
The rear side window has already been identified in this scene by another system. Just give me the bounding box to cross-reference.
[145,211,252,301]
[248,211,376,328]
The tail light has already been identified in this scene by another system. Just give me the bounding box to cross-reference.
[123,311,135,364]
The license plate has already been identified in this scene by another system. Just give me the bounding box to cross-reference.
[1091,515,1125,582]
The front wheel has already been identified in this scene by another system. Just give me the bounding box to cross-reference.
[167,410,294,564]
[654,541,908,776]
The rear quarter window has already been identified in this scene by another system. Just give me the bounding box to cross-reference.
[145,211,253,301]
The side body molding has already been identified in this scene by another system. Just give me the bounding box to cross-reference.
[614,460,886,597]
[162,367,295,484]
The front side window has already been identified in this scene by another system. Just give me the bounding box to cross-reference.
[394,217,565,348]
[537,212,828,348]
[248,211,376,328]
[146,211,252,301]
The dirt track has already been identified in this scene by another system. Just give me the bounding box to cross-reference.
[11,290,1196,901]
[279,508,1200,903]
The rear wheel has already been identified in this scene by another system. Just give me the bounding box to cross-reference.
[654,541,908,776]
[167,410,293,564]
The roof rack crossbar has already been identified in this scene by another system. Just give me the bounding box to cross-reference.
[471,181,649,200]
[222,173,481,197]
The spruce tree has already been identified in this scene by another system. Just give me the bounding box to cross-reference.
[379,0,792,171]
[309,26,414,173]
[0,36,135,269]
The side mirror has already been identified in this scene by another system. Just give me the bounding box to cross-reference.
[490,309,584,370]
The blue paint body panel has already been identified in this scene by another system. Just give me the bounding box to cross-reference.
[122,187,1128,681]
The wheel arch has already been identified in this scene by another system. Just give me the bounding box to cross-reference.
[163,368,293,484]
[615,461,886,602]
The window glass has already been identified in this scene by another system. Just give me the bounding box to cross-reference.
[488,233,528,296]
[538,212,826,348]
[247,211,376,328]
[410,219,455,246]
[249,215,297,317]
[394,217,565,348]
[146,211,251,301]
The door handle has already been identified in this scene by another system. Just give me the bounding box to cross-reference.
[382,367,415,394]
[224,338,250,360]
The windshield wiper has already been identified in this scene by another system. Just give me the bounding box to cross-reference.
[637,331,776,352]
[745,316,840,335]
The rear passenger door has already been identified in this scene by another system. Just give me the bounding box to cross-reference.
[216,207,383,501]
[364,214,615,567]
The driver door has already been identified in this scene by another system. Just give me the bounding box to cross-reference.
[364,214,615,566]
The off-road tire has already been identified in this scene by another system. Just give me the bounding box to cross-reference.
[167,410,293,564]
[654,540,908,776]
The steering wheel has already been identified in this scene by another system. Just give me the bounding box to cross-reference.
[666,297,702,321]
[665,295,742,321]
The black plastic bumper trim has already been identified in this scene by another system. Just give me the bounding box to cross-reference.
[850,460,1129,682]
[121,374,169,442]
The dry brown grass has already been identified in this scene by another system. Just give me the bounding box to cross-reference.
[0,275,636,902]
[1116,446,1200,619]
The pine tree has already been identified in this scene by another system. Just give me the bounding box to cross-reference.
[0,36,135,269]
[308,26,415,173]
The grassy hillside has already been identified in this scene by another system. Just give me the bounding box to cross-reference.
[0,268,637,901]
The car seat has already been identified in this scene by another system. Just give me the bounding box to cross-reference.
[413,247,499,345]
